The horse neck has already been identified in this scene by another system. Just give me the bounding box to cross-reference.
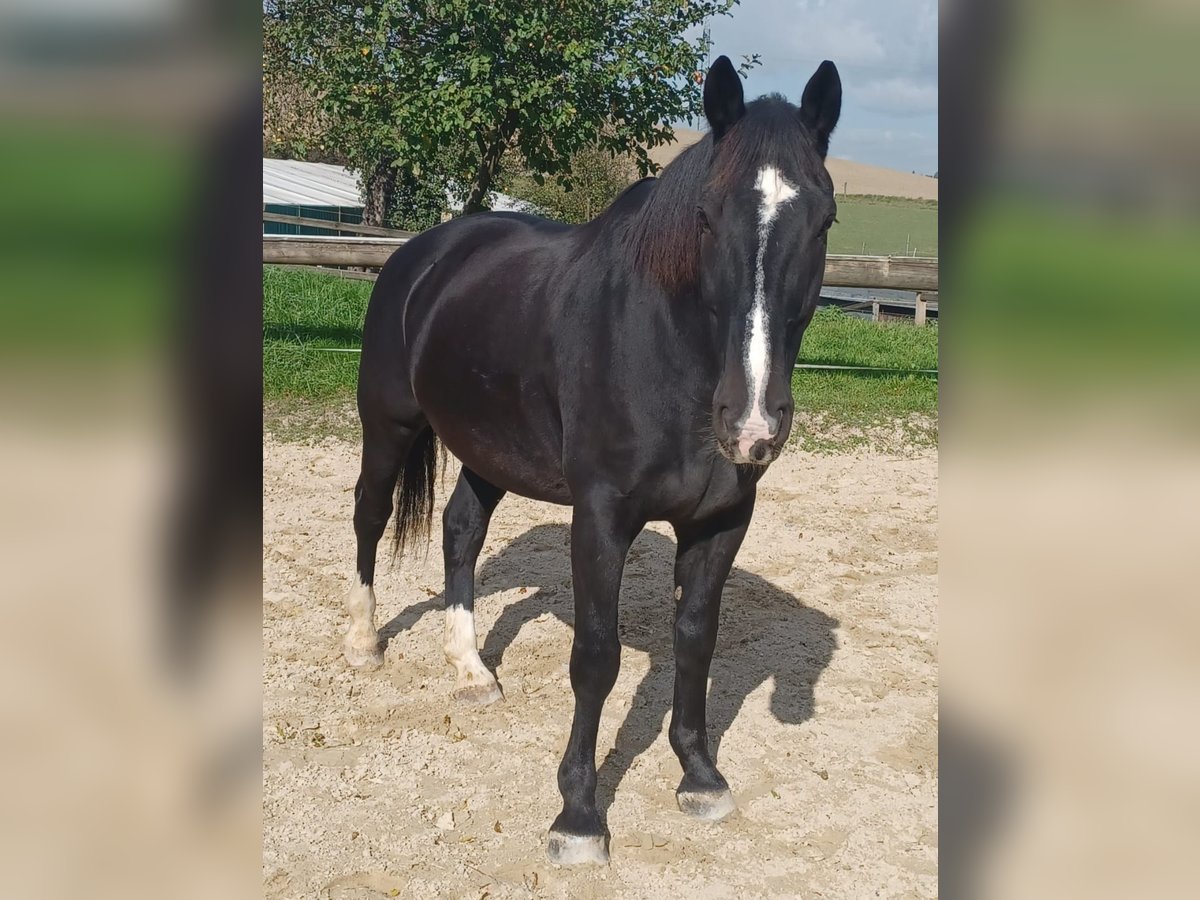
[601,182,723,388]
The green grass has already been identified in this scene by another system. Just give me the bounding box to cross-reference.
[264,267,372,399]
[264,268,938,450]
[791,307,938,450]
[828,195,938,258]
[0,122,191,357]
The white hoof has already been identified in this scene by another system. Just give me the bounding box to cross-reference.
[677,788,737,821]
[546,831,609,866]
[452,678,504,705]
[344,637,384,669]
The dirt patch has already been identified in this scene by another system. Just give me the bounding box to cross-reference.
[263,437,937,898]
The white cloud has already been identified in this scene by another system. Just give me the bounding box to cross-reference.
[709,0,937,78]
[702,0,939,170]
[836,125,938,174]
[859,77,938,116]
[790,16,888,67]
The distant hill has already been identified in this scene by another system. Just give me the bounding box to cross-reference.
[648,127,938,202]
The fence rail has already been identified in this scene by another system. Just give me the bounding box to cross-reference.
[262,210,417,239]
[263,235,412,268]
[262,234,939,292]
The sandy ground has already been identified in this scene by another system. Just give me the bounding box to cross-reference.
[263,437,937,899]
[648,128,938,201]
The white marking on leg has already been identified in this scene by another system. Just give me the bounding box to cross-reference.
[444,605,502,703]
[344,574,384,667]
[443,605,480,673]
[546,831,610,866]
[737,165,798,457]
[677,787,737,821]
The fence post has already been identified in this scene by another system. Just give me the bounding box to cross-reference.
[915,292,927,326]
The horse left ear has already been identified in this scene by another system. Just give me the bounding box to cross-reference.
[800,60,842,158]
[704,55,745,141]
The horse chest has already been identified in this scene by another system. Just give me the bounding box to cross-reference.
[675,465,758,523]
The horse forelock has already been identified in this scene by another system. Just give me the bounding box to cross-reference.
[629,96,828,295]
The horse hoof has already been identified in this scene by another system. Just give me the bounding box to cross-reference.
[677,788,737,822]
[453,680,504,705]
[344,640,384,669]
[546,831,609,866]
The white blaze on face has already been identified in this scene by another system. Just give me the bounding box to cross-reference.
[737,165,798,457]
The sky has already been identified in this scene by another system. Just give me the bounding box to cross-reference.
[693,0,938,176]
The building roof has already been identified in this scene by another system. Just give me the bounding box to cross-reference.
[261,158,536,212]
[263,158,362,207]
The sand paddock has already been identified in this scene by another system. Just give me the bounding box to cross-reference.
[263,437,937,898]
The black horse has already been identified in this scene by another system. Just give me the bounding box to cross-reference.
[343,56,841,865]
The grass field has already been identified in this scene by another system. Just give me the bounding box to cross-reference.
[264,267,937,449]
[1,123,189,356]
[827,195,938,258]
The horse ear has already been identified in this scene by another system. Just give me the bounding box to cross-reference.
[800,60,842,157]
[703,55,745,141]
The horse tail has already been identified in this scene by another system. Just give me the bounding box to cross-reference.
[391,426,439,560]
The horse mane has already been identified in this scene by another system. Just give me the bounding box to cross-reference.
[626,95,823,295]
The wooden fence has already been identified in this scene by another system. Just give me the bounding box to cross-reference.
[265,234,936,288]
[263,213,938,321]
[262,210,418,239]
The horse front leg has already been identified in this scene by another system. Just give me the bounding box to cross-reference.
[546,492,642,866]
[670,497,753,821]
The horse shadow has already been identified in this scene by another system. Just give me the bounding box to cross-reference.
[381,523,839,822]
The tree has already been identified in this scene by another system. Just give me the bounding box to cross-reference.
[265,1,756,224]
[501,142,636,224]
[265,7,446,229]
[263,20,337,163]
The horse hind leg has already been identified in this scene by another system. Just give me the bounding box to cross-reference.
[442,468,505,704]
[344,418,424,668]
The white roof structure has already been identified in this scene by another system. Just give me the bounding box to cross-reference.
[263,157,542,214]
[263,158,362,207]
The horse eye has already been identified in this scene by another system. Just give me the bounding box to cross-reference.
[696,207,712,234]
[815,214,836,242]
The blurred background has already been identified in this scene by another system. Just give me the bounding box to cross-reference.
[941,0,1199,898]
[0,0,1197,896]
[0,1,260,898]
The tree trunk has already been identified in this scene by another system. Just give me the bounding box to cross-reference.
[462,140,503,214]
[461,167,493,215]
[463,117,515,215]
[361,159,398,227]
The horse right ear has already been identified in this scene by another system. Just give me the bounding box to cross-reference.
[703,56,745,141]
[800,60,842,158]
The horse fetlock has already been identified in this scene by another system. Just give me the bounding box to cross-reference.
[344,577,382,668]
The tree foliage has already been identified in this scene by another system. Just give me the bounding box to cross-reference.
[264,1,755,222]
[263,21,337,162]
[501,143,636,224]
